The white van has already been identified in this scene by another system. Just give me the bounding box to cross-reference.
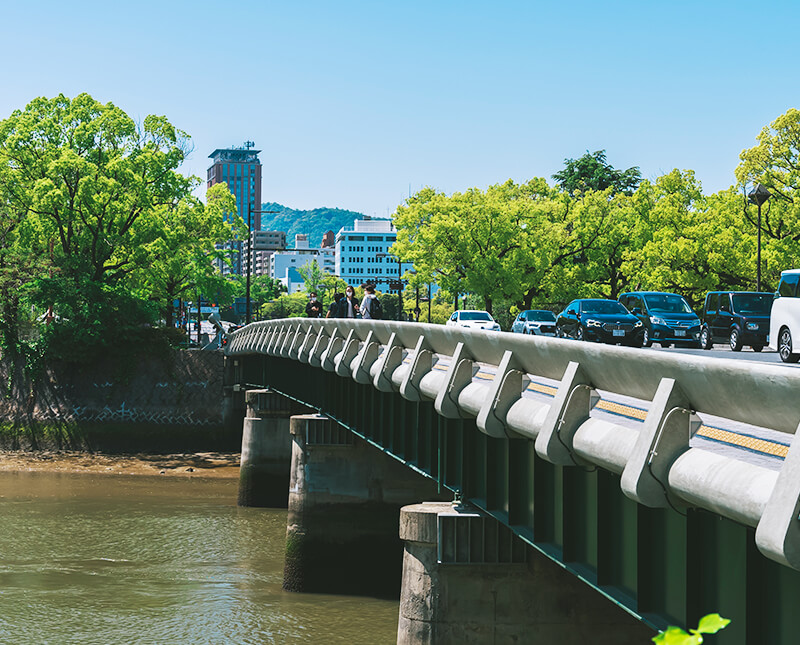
[770,269,800,362]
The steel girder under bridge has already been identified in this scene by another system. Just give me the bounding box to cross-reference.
[226,319,800,644]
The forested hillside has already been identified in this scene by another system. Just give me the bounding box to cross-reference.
[260,202,385,247]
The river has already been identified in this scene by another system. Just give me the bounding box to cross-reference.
[0,471,399,644]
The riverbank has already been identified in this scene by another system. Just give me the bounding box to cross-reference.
[0,450,240,478]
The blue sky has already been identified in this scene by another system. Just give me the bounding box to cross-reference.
[2,0,798,216]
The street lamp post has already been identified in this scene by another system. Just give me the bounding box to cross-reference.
[245,207,279,324]
[747,184,771,292]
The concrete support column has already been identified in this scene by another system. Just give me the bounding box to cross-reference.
[284,414,446,599]
[222,356,246,436]
[238,389,305,508]
[397,502,654,645]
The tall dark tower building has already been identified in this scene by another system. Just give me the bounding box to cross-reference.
[207,142,263,275]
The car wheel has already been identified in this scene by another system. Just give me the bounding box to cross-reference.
[642,327,652,347]
[752,345,764,353]
[779,327,800,363]
[576,326,585,341]
[729,327,743,352]
[700,326,712,350]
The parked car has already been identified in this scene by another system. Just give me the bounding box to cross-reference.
[556,299,644,346]
[511,309,557,335]
[446,310,501,331]
[770,269,800,362]
[618,291,702,348]
[700,291,771,352]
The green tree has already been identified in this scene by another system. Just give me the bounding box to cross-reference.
[0,93,198,360]
[620,170,752,306]
[250,275,287,306]
[128,183,243,327]
[393,182,524,314]
[552,150,642,195]
[736,108,800,284]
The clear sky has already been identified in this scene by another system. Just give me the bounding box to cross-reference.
[2,0,798,217]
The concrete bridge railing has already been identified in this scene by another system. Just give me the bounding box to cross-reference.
[226,318,800,572]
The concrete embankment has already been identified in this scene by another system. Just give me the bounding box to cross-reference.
[0,349,233,453]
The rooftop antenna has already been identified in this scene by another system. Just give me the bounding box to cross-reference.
[244,140,255,150]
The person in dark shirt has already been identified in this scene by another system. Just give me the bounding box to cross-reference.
[305,292,323,318]
[327,292,345,318]
[343,285,360,318]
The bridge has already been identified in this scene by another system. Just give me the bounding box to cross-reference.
[224,318,800,644]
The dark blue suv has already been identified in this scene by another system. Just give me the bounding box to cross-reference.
[618,291,701,348]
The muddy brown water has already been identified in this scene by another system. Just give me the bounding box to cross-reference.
[0,470,399,644]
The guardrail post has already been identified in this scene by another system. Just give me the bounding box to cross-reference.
[297,327,316,364]
[621,378,699,508]
[400,335,437,401]
[308,329,329,367]
[321,329,344,372]
[352,330,380,384]
[374,332,406,392]
[756,420,800,569]
[335,330,361,377]
[434,342,477,418]
[535,362,597,465]
[288,325,306,360]
[279,325,296,357]
[476,350,529,439]
[266,325,283,355]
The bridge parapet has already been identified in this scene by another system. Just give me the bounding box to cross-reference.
[227,319,800,575]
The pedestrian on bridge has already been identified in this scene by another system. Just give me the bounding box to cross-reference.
[326,292,345,318]
[360,284,383,320]
[305,292,323,318]
[344,285,360,318]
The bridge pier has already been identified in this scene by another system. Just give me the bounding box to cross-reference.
[238,389,307,507]
[283,413,447,598]
[397,502,654,645]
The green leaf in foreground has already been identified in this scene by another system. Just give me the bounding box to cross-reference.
[696,613,731,634]
[652,614,729,644]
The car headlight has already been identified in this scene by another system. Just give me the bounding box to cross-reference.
[585,319,603,328]
[634,320,643,327]
[493,323,501,331]
[746,322,759,331]
[650,316,666,326]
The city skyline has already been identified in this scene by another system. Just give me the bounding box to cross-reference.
[1,1,798,217]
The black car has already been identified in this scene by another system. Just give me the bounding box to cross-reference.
[618,291,702,348]
[556,299,644,346]
[700,291,772,352]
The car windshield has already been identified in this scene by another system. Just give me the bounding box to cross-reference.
[732,293,772,315]
[460,312,492,321]
[642,294,692,314]
[580,300,627,315]
[525,311,556,322]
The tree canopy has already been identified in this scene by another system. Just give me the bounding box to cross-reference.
[393,110,800,317]
[552,150,642,195]
[0,93,243,362]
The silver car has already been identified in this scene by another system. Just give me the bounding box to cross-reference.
[511,309,557,335]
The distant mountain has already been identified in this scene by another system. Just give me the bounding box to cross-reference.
[259,203,386,247]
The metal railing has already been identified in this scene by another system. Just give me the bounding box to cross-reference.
[226,319,800,572]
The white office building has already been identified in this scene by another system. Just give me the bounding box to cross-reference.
[270,234,335,290]
[334,217,412,289]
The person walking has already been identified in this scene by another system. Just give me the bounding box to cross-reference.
[326,292,345,318]
[305,292,323,318]
[343,285,360,319]
[360,284,383,320]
